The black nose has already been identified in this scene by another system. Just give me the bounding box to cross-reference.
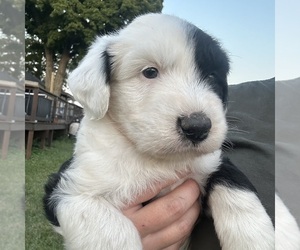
[178,112,212,143]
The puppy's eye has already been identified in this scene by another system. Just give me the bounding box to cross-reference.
[206,73,216,80]
[142,67,158,79]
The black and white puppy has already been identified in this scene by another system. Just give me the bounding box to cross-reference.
[44,14,275,249]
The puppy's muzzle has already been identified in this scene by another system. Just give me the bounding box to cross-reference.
[178,112,211,143]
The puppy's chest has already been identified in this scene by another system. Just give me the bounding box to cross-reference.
[134,153,221,193]
[107,155,219,205]
[74,148,221,205]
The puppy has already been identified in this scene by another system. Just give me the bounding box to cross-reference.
[44,13,275,249]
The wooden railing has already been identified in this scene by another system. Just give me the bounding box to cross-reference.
[0,79,24,159]
[25,82,82,124]
[25,81,83,158]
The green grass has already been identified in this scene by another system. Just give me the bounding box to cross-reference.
[0,148,25,250]
[25,137,75,250]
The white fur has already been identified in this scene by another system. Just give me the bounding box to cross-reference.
[209,186,274,250]
[275,194,300,250]
[50,13,276,249]
[68,35,115,119]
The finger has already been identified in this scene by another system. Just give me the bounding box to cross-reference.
[162,234,190,250]
[142,200,200,250]
[123,179,179,216]
[132,179,200,237]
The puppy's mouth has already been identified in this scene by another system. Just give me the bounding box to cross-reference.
[177,112,212,145]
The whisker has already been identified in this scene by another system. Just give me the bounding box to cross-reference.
[226,115,242,122]
[228,128,249,135]
[222,138,234,152]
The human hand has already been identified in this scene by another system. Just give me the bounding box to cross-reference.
[122,179,201,250]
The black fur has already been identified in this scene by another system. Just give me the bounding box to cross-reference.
[201,157,258,213]
[206,157,257,194]
[186,24,229,106]
[101,50,112,84]
[43,158,73,227]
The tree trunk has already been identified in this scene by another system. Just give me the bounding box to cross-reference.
[45,47,54,92]
[53,49,71,96]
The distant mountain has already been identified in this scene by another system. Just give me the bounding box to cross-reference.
[276,76,300,122]
[276,76,300,85]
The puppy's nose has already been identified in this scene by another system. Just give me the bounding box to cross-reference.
[178,112,211,143]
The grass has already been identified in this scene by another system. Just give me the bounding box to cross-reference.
[0,148,25,250]
[25,137,75,250]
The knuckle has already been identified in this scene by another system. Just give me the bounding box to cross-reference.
[167,198,185,217]
[177,219,192,236]
[189,180,200,197]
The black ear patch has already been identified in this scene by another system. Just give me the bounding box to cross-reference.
[186,24,230,106]
[101,50,113,84]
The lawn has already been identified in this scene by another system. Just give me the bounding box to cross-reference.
[25,137,75,250]
[0,148,25,250]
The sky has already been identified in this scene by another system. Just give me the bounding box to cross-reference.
[275,0,300,80]
[162,0,300,83]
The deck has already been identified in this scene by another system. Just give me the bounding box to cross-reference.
[24,81,83,159]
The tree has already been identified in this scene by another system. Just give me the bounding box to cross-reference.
[0,0,24,81]
[25,0,163,96]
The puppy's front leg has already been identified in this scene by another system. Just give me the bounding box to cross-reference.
[206,158,274,250]
[56,196,142,250]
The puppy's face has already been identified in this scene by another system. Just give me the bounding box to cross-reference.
[69,14,230,159]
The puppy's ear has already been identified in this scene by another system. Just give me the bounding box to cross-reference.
[68,36,114,119]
